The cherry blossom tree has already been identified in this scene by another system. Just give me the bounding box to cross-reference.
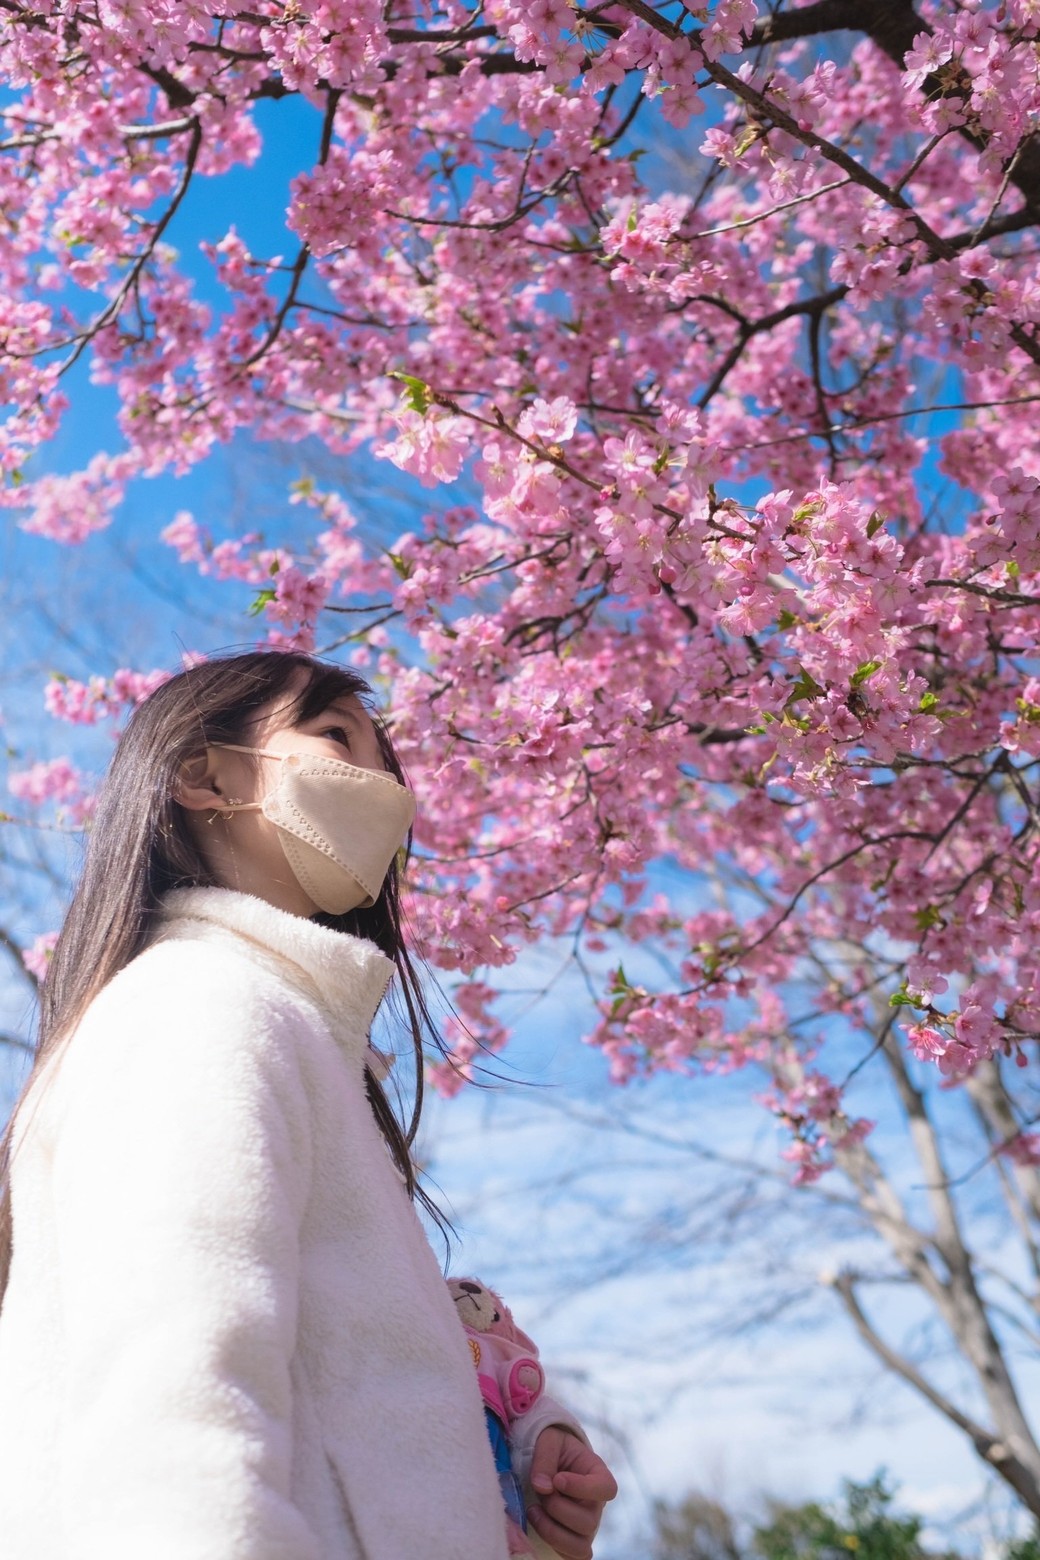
[3,0,1040,1515]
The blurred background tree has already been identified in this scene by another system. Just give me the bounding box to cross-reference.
[644,1472,1037,1560]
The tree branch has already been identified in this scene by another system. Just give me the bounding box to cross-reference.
[965,1060,1040,1233]
[832,1269,1040,1517]
[749,0,1040,220]
[0,1032,33,1056]
[0,925,35,992]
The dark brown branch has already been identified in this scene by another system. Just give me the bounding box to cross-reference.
[926,578,1040,608]
[385,25,499,44]
[749,0,1040,221]
[140,62,197,112]
[239,87,339,368]
[52,117,202,377]
[750,0,866,46]
[0,926,35,991]
[618,0,1040,368]
[697,286,847,408]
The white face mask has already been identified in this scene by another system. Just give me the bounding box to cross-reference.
[216,744,417,916]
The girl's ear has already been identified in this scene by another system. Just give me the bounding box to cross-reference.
[172,749,225,813]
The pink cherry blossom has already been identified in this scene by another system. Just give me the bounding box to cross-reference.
[1002,1131,1040,1167]
[22,930,59,983]
[8,757,84,808]
[516,397,578,444]
[1,0,1040,1188]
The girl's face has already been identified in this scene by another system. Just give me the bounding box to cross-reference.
[249,685,387,775]
[178,674,389,917]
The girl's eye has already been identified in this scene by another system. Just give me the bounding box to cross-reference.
[320,726,352,748]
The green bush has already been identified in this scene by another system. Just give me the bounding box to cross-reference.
[647,1472,973,1560]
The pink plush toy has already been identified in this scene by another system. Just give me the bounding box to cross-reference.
[448,1276,546,1557]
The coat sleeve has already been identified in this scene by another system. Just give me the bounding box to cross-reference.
[48,949,320,1560]
[508,1389,588,1489]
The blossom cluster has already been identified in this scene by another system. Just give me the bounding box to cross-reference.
[44,669,173,725]
[7,758,93,827]
[3,1,1040,1169]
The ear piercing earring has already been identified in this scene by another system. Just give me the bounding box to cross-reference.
[207,797,244,824]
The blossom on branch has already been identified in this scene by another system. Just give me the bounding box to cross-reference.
[2,0,1040,1180]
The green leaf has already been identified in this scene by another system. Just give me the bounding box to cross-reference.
[851,659,882,688]
[386,551,413,579]
[786,667,826,706]
[866,510,885,538]
[918,691,938,712]
[247,587,276,617]
[388,370,432,415]
[626,207,638,232]
[776,608,798,630]
[1008,558,1021,578]
[609,963,649,1002]
[914,904,945,932]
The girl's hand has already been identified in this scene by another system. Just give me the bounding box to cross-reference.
[527,1427,618,1560]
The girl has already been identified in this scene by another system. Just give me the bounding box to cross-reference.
[0,650,616,1560]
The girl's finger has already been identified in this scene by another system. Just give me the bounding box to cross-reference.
[527,1502,595,1560]
[552,1467,619,1502]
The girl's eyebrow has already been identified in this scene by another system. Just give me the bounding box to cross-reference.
[318,699,364,725]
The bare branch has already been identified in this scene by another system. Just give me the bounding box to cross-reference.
[0,925,35,992]
[966,1060,1040,1232]
[832,1269,1040,1517]
[0,1032,33,1057]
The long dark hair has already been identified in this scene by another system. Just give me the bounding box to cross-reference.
[0,649,445,1305]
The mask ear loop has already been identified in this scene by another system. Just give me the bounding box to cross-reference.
[209,743,270,815]
[214,742,283,760]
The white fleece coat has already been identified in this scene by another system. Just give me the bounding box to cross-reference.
[0,889,577,1560]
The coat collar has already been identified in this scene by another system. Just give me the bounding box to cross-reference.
[154,887,396,1045]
